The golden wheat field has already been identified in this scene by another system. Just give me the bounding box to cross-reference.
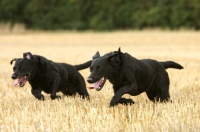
[0,30,200,132]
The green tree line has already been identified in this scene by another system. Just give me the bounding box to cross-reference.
[0,0,199,30]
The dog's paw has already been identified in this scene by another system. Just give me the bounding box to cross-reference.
[36,95,45,100]
[50,95,61,100]
[81,95,90,100]
[126,99,135,105]
[118,98,135,105]
[109,103,116,107]
[109,97,118,107]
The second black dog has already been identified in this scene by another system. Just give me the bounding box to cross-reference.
[11,52,91,100]
[87,48,183,106]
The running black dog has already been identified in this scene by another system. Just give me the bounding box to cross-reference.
[11,52,91,100]
[87,48,183,107]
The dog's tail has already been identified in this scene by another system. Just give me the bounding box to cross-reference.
[74,60,92,70]
[160,61,184,70]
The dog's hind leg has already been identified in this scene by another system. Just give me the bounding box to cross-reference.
[155,72,171,102]
[73,75,90,99]
[146,89,159,102]
[77,84,90,100]
[146,89,157,101]
[61,85,77,97]
[157,88,171,102]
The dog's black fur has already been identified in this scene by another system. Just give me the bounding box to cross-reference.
[11,52,91,100]
[87,48,183,107]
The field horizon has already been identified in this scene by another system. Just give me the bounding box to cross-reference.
[0,30,200,132]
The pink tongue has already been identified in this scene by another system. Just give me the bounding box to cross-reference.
[13,80,19,87]
[88,78,103,89]
[13,77,26,87]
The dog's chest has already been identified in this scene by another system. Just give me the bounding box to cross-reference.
[108,74,129,87]
[30,75,52,88]
[108,75,120,85]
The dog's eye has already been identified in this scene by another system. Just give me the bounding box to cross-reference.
[96,66,101,72]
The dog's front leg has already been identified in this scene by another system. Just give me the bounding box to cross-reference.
[30,82,45,100]
[50,76,61,100]
[31,89,45,100]
[110,84,137,107]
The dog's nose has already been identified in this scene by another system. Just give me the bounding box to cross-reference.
[11,74,17,79]
[87,77,94,83]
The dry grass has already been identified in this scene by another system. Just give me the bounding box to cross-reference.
[0,30,200,132]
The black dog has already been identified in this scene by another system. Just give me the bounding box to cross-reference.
[87,48,183,106]
[11,52,91,100]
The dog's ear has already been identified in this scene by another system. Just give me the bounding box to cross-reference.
[10,58,18,65]
[107,48,122,63]
[93,51,100,60]
[23,52,33,60]
[107,53,118,61]
[118,47,121,53]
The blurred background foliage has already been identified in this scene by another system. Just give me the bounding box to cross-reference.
[0,0,199,30]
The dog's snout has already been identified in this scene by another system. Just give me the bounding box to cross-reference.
[11,74,17,79]
[87,77,94,83]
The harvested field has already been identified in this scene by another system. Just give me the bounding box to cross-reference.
[0,30,200,132]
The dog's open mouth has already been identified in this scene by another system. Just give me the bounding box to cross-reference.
[13,73,30,87]
[88,77,106,91]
